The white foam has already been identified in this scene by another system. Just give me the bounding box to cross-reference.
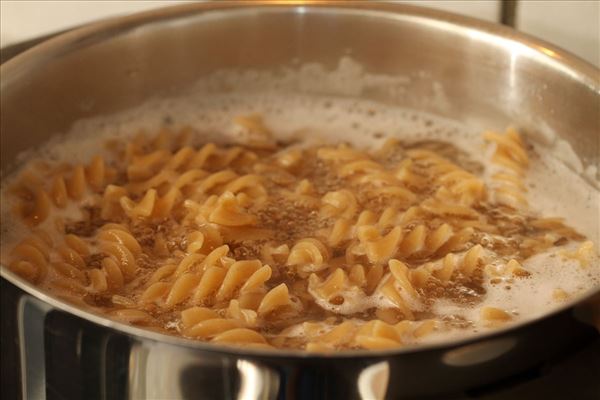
[526,151,600,241]
[431,243,599,337]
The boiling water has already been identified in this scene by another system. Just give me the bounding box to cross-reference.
[1,59,599,347]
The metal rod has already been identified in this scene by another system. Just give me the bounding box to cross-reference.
[500,0,518,27]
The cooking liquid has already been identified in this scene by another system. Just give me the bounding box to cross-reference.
[1,88,599,350]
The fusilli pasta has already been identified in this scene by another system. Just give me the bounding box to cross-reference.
[2,122,595,351]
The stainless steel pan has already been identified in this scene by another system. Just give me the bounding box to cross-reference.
[1,2,598,399]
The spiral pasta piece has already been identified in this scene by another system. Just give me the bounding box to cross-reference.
[207,191,257,226]
[141,259,273,308]
[280,318,438,351]
[484,128,529,208]
[120,188,180,219]
[95,225,140,282]
[180,306,268,346]
[321,189,358,219]
[287,238,330,274]
[8,231,53,282]
[406,149,486,206]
